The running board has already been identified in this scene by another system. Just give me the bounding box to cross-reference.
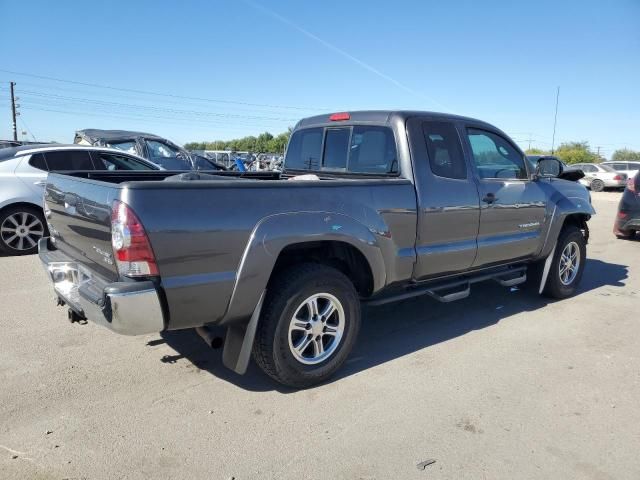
[366,265,527,306]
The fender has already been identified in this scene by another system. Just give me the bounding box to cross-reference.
[537,191,595,260]
[220,211,387,326]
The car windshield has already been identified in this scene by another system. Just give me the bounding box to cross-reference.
[107,141,138,155]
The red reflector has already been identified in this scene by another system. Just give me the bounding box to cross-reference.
[111,200,158,277]
[329,112,350,121]
[617,211,628,219]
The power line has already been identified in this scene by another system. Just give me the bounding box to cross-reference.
[11,89,298,122]
[0,69,326,112]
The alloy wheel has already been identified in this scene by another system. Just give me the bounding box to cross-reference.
[0,212,45,251]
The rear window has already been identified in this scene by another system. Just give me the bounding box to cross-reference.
[323,128,350,169]
[285,125,398,174]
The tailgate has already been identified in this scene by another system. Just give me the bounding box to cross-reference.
[44,173,120,281]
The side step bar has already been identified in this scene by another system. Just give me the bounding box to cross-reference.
[366,265,527,306]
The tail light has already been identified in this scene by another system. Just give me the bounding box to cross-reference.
[628,177,637,193]
[111,200,158,277]
[613,175,623,181]
[329,112,350,121]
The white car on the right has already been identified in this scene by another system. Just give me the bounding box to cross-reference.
[571,163,627,192]
[602,161,640,182]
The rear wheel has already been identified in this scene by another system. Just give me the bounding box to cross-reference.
[615,228,636,239]
[252,263,361,388]
[590,179,605,192]
[0,205,46,255]
[542,226,586,299]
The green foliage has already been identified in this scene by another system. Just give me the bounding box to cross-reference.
[525,148,550,155]
[184,130,291,154]
[553,141,598,165]
[612,148,640,162]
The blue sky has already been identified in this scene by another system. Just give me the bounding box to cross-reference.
[1,0,639,158]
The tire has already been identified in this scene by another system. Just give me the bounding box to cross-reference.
[0,205,47,256]
[542,225,586,299]
[590,179,605,192]
[615,228,636,239]
[252,263,361,388]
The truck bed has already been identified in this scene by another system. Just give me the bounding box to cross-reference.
[43,170,418,331]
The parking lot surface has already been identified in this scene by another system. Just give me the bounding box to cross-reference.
[1,191,638,480]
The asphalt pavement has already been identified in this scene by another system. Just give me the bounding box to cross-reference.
[1,191,638,480]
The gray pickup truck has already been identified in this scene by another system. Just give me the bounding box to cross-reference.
[39,111,595,387]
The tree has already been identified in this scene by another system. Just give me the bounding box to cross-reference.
[553,141,598,165]
[612,148,640,162]
[525,148,550,155]
[183,129,291,154]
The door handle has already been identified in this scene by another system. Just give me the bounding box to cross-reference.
[482,193,497,204]
[34,180,46,187]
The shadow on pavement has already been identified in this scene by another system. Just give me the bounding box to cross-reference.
[155,258,628,392]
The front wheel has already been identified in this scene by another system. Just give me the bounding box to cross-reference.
[542,225,587,299]
[252,263,361,388]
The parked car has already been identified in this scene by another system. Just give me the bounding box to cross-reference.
[572,163,627,191]
[39,111,594,388]
[0,140,55,150]
[0,144,159,255]
[614,171,640,239]
[602,161,640,181]
[74,129,225,171]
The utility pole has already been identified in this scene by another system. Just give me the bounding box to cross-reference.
[551,86,560,154]
[10,81,18,141]
[596,146,601,161]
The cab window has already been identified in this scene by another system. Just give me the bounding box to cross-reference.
[467,129,527,179]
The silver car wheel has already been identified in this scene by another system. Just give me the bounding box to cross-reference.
[0,212,44,251]
[559,241,580,286]
[288,293,345,365]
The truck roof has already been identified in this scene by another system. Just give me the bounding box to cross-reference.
[295,110,497,130]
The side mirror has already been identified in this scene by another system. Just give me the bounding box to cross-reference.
[535,157,563,178]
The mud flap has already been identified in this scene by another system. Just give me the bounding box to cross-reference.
[222,291,265,374]
[539,245,556,294]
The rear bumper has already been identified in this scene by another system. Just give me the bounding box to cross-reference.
[38,238,165,335]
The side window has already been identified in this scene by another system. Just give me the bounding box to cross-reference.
[28,153,48,171]
[466,129,527,179]
[146,140,190,169]
[285,127,323,170]
[350,126,398,174]
[323,128,350,170]
[95,152,155,171]
[581,164,596,173]
[423,122,466,179]
[44,150,94,170]
[610,163,625,171]
[107,141,138,155]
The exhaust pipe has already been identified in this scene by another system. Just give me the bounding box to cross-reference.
[195,326,224,349]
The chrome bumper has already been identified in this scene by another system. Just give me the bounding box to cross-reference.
[39,238,165,335]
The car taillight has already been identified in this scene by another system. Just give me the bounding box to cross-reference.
[111,200,158,277]
[613,175,623,181]
[628,177,637,193]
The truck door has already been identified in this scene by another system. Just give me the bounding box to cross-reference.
[407,118,481,280]
[463,126,547,267]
